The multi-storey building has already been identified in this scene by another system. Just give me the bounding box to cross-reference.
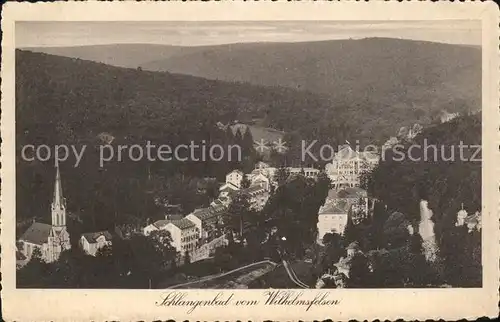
[325,145,379,188]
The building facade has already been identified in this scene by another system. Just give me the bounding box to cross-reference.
[144,218,199,253]
[325,145,379,188]
[316,187,369,244]
[225,170,244,189]
[317,200,350,243]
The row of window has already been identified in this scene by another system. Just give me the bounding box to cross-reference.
[181,235,197,243]
[181,242,196,251]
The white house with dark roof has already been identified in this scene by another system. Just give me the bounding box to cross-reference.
[225,169,244,189]
[316,200,350,244]
[80,231,112,256]
[168,218,198,253]
[18,167,71,263]
[186,207,224,239]
[143,218,198,253]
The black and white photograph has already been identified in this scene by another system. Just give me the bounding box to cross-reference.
[1,2,499,321]
[13,19,484,290]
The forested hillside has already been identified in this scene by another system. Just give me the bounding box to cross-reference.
[15,50,349,235]
[15,49,480,242]
[142,38,481,130]
[363,114,482,286]
[27,38,481,144]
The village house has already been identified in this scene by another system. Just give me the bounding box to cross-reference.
[325,145,379,188]
[455,204,482,232]
[334,242,362,278]
[79,231,113,256]
[316,200,350,243]
[18,167,71,264]
[226,169,244,188]
[242,184,270,211]
[185,207,224,240]
[316,187,369,243]
[143,218,198,253]
[253,161,277,178]
[246,172,271,191]
[219,169,244,191]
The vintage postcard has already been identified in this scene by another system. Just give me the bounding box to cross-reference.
[1,1,499,321]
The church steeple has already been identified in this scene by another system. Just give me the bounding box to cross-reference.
[51,166,66,228]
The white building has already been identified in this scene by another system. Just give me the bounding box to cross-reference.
[185,207,224,239]
[325,145,379,188]
[246,172,270,191]
[18,167,71,263]
[225,170,244,189]
[144,218,198,253]
[79,231,112,256]
[288,167,320,179]
[317,200,350,243]
[317,187,369,244]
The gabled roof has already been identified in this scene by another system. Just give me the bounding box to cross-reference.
[227,169,244,176]
[244,185,267,195]
[318,200,349,215]
[170,218,196,230]
[165,214,184,220]
[335,145,360,160]
[153,219,172,229]
[189,207,222,222]
[82,231,112,243]
[327,187,367,200]
[20,222,52,245]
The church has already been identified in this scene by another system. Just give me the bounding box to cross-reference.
[18,167,71,263]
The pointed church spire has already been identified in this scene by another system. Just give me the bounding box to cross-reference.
[53,165,65,208]
[51,166,66,227]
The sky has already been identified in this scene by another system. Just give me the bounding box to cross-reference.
[16,20,481,48]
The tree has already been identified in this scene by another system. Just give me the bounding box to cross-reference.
[319,232,343,274]
[342,215,359,245]
[348,253,371,288]
[273,167,290,187]
[148,230,178,269]
[241,175,251,189]
[184,250,191,265]
[227,192,252,236]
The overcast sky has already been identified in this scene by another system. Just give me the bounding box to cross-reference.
[16,20,481,48]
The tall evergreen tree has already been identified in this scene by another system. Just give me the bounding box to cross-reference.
[343,214,359,245]
[348,253,371,288]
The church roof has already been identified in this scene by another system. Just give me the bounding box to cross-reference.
[20,222,52,245]
[82,231,112,243]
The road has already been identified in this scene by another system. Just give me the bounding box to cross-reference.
[167,260,277,289]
